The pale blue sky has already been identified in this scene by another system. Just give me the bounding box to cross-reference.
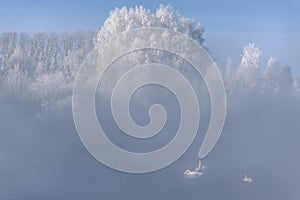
[0,0,299,74]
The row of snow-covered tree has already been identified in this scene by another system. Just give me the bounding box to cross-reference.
[0,5,299,113]
[97,5,300,97]
[0,31,96,112]
[224,43,299,96]
[0,30,95,77]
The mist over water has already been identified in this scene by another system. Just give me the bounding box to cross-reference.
[1,87,299,200]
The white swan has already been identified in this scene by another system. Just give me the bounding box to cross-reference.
[184,160,206,178]
[242,174,253,183]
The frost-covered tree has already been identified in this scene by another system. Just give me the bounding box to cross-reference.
[96,4,204,46]
[1,46,31,99]
[95,4,205,94]
[263,57,293,95]
[63,49,86,78]
[1,66,29,99]
[236,43,262,90]
[0,32,17,71]
[9,47,35,77]
[32,70,71,112]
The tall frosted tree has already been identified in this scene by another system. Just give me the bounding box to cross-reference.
[236,43,262,90]
[94,4,206,96]
[96,4,204,46]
